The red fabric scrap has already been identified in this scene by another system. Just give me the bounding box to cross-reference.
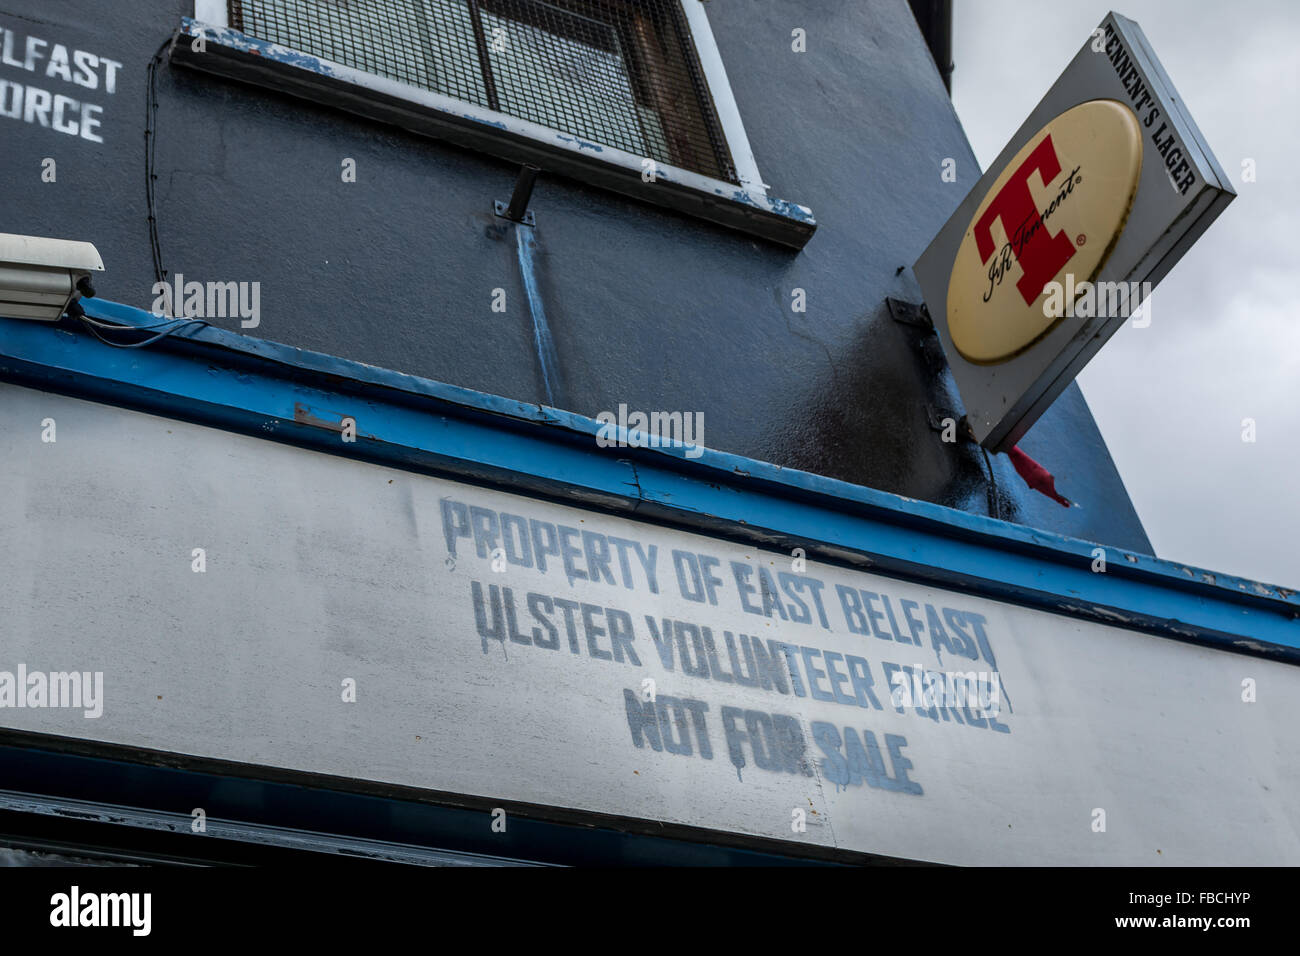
[1007,445,1071,508]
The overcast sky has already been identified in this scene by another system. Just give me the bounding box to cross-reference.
[952,0,1300,587]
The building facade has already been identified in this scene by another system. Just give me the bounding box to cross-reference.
[1,0,1296,865]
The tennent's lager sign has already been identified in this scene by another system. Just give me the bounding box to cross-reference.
[948,99,1143,364]
[914,13,1235,449]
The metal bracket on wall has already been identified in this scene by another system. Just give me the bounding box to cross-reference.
[495,164,540,226]
[924,404,955,434]
[887,297,947,375]
[886,296,934,331]
[924,405,978,444]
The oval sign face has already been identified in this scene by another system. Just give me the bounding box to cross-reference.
[945,99,1142,364]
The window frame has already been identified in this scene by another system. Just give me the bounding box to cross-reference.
[185,0,814,247]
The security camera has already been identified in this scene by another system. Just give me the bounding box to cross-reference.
[0,232,104,322]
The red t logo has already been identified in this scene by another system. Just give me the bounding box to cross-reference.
[974,135,1076,306]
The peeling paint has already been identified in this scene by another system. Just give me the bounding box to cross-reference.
[464,112,508,131]
[1060,604,1137,624]
[766,196,818,224]
[554,133,604,153]
[184,18,340,77]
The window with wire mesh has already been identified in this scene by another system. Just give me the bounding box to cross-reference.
[228,0,739,183]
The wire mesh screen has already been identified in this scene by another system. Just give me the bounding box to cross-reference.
[229,0,738,182]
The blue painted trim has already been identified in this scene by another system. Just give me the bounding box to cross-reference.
[1,301,1297,664]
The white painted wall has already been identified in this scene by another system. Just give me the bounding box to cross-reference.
[1,383,1295,864]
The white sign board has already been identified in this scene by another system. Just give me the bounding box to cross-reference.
[913,13,1235,449]
[1,384,1296,864]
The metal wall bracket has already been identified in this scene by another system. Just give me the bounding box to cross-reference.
[888,296,948,375]
[924,404,955,433]
[886,297,933,331]
[495,164,540,226]
[493,201,534,226]
[924,406,977,443]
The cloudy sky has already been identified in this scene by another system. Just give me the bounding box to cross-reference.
[952,0,1300,587]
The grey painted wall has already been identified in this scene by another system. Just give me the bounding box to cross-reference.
[0,0,1152,553]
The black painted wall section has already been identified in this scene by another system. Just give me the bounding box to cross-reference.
[0,0,1152,553]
